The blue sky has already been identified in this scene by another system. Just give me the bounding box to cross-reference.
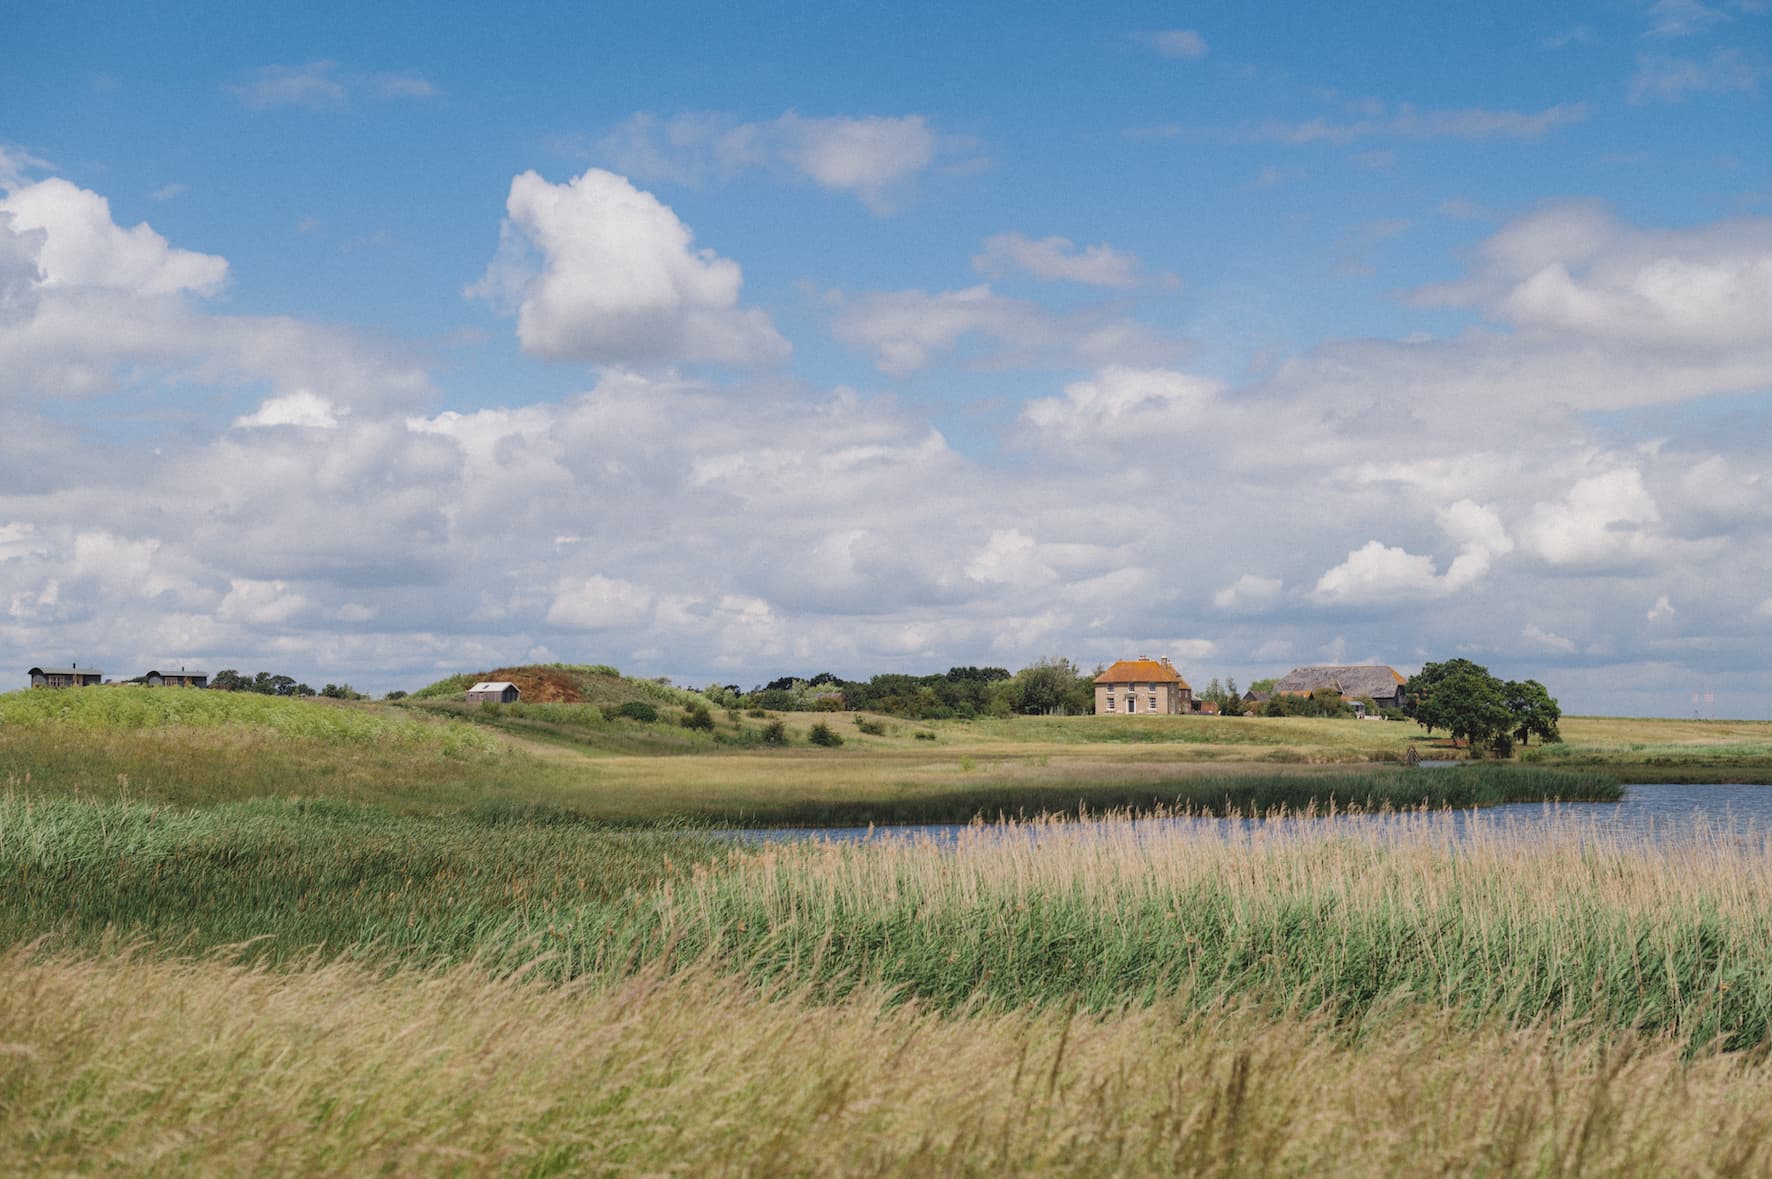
[3,1,1770,713]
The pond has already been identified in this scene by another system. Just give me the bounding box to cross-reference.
[741,782,1772,845]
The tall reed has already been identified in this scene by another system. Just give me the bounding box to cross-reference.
[8,796,1772,1045]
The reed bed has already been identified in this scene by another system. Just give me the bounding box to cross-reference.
[8,795,1772,1046]
[703,764,1618,826]
[5,947,1772,1177]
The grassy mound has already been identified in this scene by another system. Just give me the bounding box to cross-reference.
[408,663,704,709]
[0,685,496,755]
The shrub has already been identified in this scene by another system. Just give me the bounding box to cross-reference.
[808,722,844,748]
[746,709,769,719]
[608,701,659,724]
[915,730,937,741]
[680,704,715,732]
[854,717,887,736]
[761,720,789,745]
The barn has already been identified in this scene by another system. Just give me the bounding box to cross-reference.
[466,681,520,704]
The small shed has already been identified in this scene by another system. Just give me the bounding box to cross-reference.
[467,681,520,705]
[28,665,104,689]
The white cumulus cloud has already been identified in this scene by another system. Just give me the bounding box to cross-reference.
[1313,541,1446,602]
[468,168,789,367]
[234,390,340,430]
[0,178,228,296]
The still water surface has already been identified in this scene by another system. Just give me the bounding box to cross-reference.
[745,783,1772,845]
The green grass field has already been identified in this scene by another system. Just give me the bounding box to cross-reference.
[5,677,1772,1173]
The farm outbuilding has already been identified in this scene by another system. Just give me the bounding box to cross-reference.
[28,665,103,688]
[467,681,520,704]
[144,668,209,688]
[1272,665,1408,710]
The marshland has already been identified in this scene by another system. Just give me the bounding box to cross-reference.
[5,670,1772,1174]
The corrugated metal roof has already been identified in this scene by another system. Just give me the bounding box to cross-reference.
[29,667,103,677]
[468,682,517,693]
[1094,659,1191,688]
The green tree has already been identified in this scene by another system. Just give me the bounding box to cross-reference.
[1430,668,1513,754]
[1011,657,1092,715]
[1504,679,1563,746]
[1403,659,1492,736]
[1407,659,1560,757]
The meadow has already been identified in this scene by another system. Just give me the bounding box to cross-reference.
[5,680,1772,1173]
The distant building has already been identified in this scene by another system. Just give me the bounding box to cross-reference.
[144,668,209,688]
[1271,665,1408,710]
[28,665,103,688]
[1094,656,1193,715]
[467,681,520,704]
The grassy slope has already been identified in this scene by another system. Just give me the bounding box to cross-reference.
[4,678,1763,822]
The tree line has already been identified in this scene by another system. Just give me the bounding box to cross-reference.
[209,670,366,700]
[703,658,1097,720]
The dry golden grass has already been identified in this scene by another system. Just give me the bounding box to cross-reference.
[5,946,1772,1177]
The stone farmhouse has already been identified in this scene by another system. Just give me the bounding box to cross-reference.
[1094,657,1193,715]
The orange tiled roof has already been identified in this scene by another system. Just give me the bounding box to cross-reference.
[1094,658,1190,689]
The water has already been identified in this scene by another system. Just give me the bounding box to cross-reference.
[740,783,1772,845]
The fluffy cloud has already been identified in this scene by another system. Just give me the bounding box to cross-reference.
[597,111,947,213]
[468,168,789,367]
[1518,467,1663,568]
[0,178,227,295]
[234,390,341,430]
[1018,366,1219,451]
[1312,541,1447,603]
[1413,202,1772,349]
[0,175,430,411]
[971,233,1160,288]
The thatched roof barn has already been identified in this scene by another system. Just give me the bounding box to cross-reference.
[1272,665,1407,707]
